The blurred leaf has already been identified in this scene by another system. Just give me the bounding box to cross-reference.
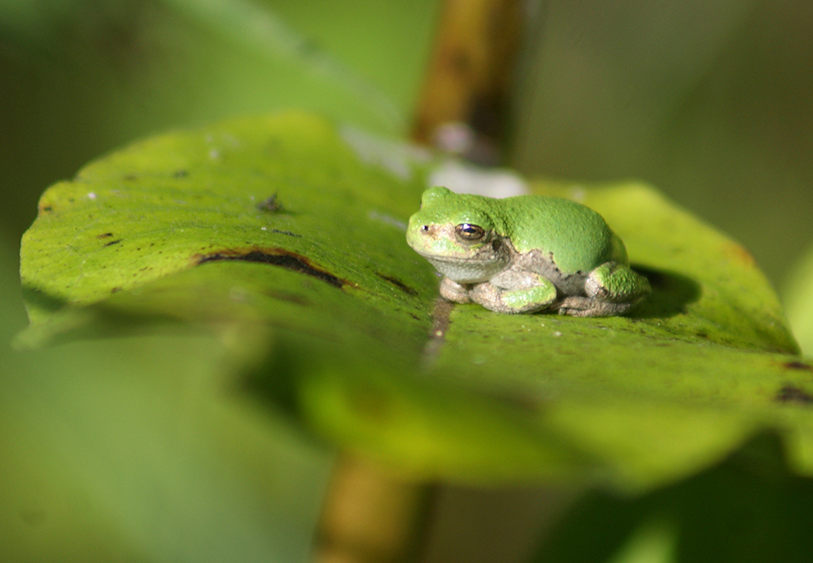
[0,0,402,133]
[532,435,813,563]
[18,112,813,491]
[783,241,813,356]
[1,233,333,562]
[158,0,404,131]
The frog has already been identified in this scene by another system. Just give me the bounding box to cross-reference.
[406,186,650,316]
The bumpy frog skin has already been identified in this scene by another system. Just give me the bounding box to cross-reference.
[406,186,650,316]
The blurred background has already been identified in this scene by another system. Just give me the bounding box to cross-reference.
[2,0,812,289]
[2,1,813,561]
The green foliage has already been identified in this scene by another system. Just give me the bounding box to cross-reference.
[19,113,813,494]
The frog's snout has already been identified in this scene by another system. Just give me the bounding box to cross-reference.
[412,222,440,244]
[406,215,437,247]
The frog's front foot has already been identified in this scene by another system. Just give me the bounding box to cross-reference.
[439,277,472,304]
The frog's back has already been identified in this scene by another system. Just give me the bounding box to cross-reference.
[497,195,623,273]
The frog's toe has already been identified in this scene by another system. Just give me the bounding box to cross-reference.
[557,296,634,317]
[556,296,592,316]
[439,277,472,304]
[584,277,608,300]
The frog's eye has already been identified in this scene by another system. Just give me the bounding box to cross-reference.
[455,223,486,242]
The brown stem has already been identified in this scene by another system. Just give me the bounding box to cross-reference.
[411,0,523,163]
[314,454,432,563]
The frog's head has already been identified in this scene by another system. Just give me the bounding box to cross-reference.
[406,187,512,283]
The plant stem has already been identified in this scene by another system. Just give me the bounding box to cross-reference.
[314,454,433,563]
[411,0,523,163]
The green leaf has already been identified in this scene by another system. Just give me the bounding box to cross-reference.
[19,111,812,491]
[20,112,425,322]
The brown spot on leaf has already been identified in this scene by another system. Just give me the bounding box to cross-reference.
[257,193,284,213]
[104,239,122,247]
[420,298,453,369]
[783,361,813,371]
[97,232,114,239]
[725,242,756,266]
[270,229,301,237]
[376,273,419,296]
[19,509,47,527]
[196,248,346,288]
[776,385,813,405]
[264,289,309,306]
[41,205,53,213]
[350,386,391,423]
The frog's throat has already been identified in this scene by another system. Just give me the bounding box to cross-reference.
[418,253,511,284]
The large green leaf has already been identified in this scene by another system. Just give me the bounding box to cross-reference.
[19,112,812,491]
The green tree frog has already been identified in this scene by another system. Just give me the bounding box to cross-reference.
[406,186,650,316]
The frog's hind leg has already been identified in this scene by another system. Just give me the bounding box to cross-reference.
[586,261,650,302]
[558,261,650,317]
